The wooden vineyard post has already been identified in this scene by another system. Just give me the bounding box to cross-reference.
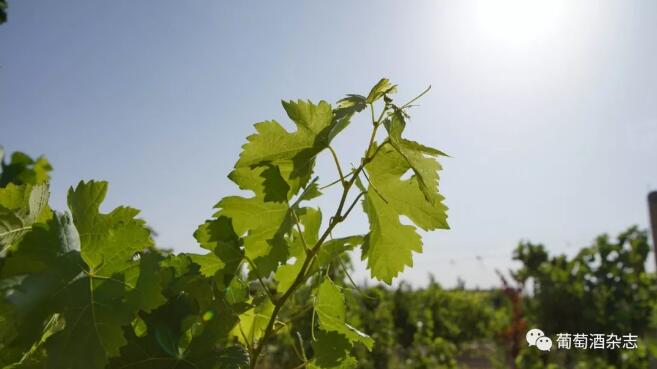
[649,192,657,270]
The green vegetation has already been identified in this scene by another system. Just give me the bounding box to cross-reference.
[1,82,656,369]
[258,227,657,369]
[0,0,6,25]
[0,80,450,369]
[512,228,657,369]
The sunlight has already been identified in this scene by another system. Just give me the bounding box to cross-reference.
[473,0,568,46]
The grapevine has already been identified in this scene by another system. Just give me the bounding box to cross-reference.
[0,79,449,369]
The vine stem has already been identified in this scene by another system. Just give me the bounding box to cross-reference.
[244,256,277,304]
[248,104,384,369]
[319,168,356,191]
[327,145,346,186]
[400,85,431,109]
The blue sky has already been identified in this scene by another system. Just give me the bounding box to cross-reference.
[2,1,656,287]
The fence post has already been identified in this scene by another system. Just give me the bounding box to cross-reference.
[649,192,657,270]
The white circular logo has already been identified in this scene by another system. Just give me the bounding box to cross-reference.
[536,336,553,351]
[526,328,545,346]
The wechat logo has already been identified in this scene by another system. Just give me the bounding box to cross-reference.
[527,328,553,352]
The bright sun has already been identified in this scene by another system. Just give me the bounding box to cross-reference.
[473,0,568,45]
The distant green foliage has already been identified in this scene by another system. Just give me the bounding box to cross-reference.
[512,227,657,369]
[0,0,6,25]
[0,80,449,369]
[0,148,53,187]
[258,279,502,369]
[353,282,500,369]
[515,228,656,335]
[259,227,657,369]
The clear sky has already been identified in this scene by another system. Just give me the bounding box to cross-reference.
[2,1,656,288]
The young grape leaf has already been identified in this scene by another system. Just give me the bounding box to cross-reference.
[366,78,397,104]
[328,94,367,142]
[365,143,448,231]
[235,100,334,194]
[385,110,448,205]
[314,279,373,350]
[361,189,422,284]
[297,180,322,202]
[362,142,448,283]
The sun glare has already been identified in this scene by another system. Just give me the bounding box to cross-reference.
[473,0,568,45]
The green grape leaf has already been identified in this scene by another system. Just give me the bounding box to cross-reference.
[294,207,321,246]
[0,150,53,187]
[215,195,289,276]
[303,234,364,278]
[185,313,244,369]
[1,313,65,369]
[131,317,147,338]
[0,81,453,369]
[193,217,243,287]
[329,94,367,142]
[366,78,397,103]
[229,165,292,203]
[385,110,449,205]
[298,180,322,202]
[45,277,134,369]
[0,183,49,219]
[1,213,79,278]
[0,212,83,368]
[235,100,334,194]
[314,279,373,350]
[124,252,166,313]
[68,181,153,276]
[216,165,292,276]
[275,208,321,293]
[365,143,448,231]
[0,183,50,251]
[308,356,357,369]
[362,142,448,283]
[231,299,275,345]
[189,253,225,277]
[361,191,422,284]
[0,206,26,253]
[43,181,164,369]
[160,253,193,278]
[217,345,250,369]
[274,262,302,294]
[225,277,249,305]
[308,330,358,369]
[317,235,364,268]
